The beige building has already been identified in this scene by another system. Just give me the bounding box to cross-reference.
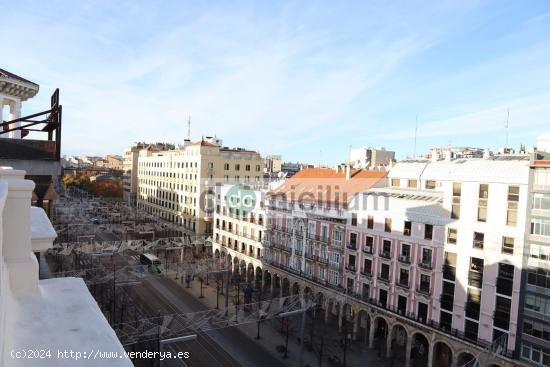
[105,155,123,170]
[136,138,264,235]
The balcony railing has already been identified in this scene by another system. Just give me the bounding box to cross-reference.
[417,285,431,295]
[398,255,410,264]
[346,265,356,273]
[346,243,357,251]
[378,274,390,283]
[380,251,391,259]
[363,247,373,255]
[304,252,314,260]
[418,260,432,270]
[314,255,329,265]
[361,269,372,277]
[397,280,409,289]
[295,249,303,256]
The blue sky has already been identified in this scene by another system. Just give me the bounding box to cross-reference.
[2,0,550,164]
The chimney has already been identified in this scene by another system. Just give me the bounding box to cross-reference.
[345,164,351,180]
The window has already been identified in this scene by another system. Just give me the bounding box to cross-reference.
[245,164,251,171]
[235,164,240,171]
[473,232,484,249]
[391,178,399,187]
[530,244,550,261]
[224,163,229,170]
[452,183,461,219]
[380,263,390,280]
[532,219,550,236]
[208,162,214,169]
[256,165,261,171]
[399,268,409,286]
[401,243,410,260]
[404,221,411,236]
[468,257,484,288]
[528,268,550,289]
[465,319,479,341]
[351,213,357,226]
[424,224,433,240]
[507,186,519,226]
[478,184,489,222]
[419,274,430,292]
[425,180,436,189]
[367,215,374,229]
[443,252,456,281]
[364,236,373,253]
[363,258,372,274]
[421,248,432,267]
[408,179,417,189]
[533,193,550,211]
[502,237,514,254]
[382,240,391,256]
[525,294,550,316]
[523,320,550,342]
[497,263,514,296]
[328,270,339,285]
[333,229,342,246]
[466,287,481,320]
[441,281,455,311]
[447,228,457,244]
[348,233,357,249]
[521,343,550,366]
[384,218,392,232]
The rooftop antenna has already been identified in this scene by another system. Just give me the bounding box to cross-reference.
[413,115,418,158]
[505,109,510,149]
[187,116,191,140]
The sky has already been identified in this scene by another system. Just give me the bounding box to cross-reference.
[2,0,550,164]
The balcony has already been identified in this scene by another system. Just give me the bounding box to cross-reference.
[361,269,372,277]
[314,255,329,265]
[418,260,433,270]
[346,243,357,251]
[346,264,357,273]
[363,247,373,255]
[398,255,410,264]
[380,251,391,260]
[329,262,342,271]
[0,167,131,367]
[378,273,390,283]
[295,249,303,256]
[417,284,431,296]
[396,280,409,289]
[304,251,314,260]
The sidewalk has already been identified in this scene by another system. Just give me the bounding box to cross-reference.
[169,273,405,367]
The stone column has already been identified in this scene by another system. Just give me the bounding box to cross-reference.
[337,307,344,331]
[325,303,330,323]
[427,340,434,367]
[368,321,375,349]
[270,276,275,297]
[352,315,359,341]
[1,168,38,295]
[405,335,413,367]
[0,98,5,138]
[451,354,457,367]
[386,329,392,358]
[8,99,21,139]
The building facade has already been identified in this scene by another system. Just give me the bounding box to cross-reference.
[350,147,395,168]
[259,158,529,367]
[135,138,264,235]
[519,134,550,366]
[211,184,267,282]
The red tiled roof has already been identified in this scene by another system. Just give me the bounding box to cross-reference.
[269,167,387,204]
[531,160,550,168]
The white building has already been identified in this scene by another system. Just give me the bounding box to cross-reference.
[350,147,395,168]
[211,184,267,281]
[0,167,130,366]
